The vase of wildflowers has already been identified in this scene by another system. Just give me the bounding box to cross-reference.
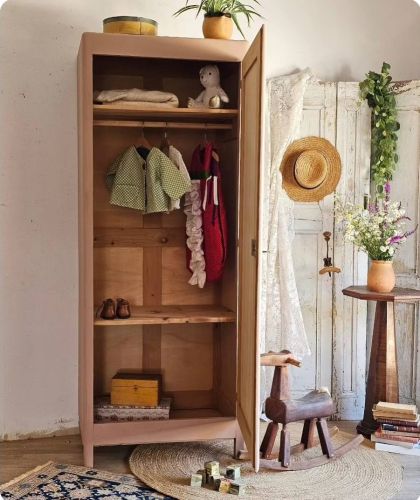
[336,182,416,293]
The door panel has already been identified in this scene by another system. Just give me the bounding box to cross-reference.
[386,81,420,404]
[291,81,337,397]
[237,26,264,471]
[333,83,370,419]
[291,82,369,420]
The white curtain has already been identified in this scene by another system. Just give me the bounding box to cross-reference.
[260,69,312,408]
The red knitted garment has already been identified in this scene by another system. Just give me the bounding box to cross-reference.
[189,143,228,282]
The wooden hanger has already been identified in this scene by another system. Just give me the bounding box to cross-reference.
[137,125,152,149]
[160,124,170,156]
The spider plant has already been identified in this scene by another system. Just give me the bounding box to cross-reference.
[174,0,262,38]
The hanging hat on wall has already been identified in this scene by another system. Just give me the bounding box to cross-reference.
[280,137,341,202]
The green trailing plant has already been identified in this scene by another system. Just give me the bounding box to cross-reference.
[174,0,262,38]
[359,62,400,197]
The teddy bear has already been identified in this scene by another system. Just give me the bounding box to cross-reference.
[188,65,230,109]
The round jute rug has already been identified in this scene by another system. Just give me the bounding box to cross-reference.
[129,423,403,500]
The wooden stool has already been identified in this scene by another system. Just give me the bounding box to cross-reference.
[260,351,363,471]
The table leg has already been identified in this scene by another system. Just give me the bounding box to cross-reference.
[357,301,399,438]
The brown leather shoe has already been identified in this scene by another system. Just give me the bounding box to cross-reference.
[97,298,116,320]
[116,298,131,319]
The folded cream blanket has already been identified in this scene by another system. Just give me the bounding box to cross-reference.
[94,88,179,108]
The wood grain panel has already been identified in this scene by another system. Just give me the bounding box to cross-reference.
[94,227,185,248]
[164,390,215,410]
[162,247,219,305]
[161,324,214,392]
[78,40,95,467]
[237,27,264,471]
[94,325,143,396]
[142,242,163,373]
[218,135,239,311]
[94,248,143,305]
[143,248,162,305]
[161,209,186,228]
[94,305,235,326]
[85,30,249,62]
[93,415,237,447]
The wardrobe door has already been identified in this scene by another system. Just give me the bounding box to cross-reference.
[237,26,265,471]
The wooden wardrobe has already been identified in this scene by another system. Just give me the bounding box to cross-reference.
[77,28,264,470]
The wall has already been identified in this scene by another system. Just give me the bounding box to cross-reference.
[0,0,419,439]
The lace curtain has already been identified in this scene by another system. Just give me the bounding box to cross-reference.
[260,69,313,408]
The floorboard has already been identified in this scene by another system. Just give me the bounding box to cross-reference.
[1,422,419,499]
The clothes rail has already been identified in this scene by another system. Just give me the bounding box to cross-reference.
[93,120,232,130]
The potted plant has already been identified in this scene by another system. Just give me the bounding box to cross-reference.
[336,183,416,293]
[174,0,262,40]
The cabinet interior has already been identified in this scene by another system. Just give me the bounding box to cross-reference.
[92,55,241,420]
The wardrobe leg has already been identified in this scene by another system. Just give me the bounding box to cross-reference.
[234,433,245,459]
[83,443,94,468]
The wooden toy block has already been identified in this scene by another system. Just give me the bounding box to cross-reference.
[218,478,232,493]
[208,473,222,488]
[205,460,220,477]
[225,464,241,480]
[190,473,203,487]
[229,482,243,495]
[196,469,206,486]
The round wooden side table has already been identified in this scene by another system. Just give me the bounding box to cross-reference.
[342,285,420,438]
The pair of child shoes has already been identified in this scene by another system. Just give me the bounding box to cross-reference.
[97,298,131,320]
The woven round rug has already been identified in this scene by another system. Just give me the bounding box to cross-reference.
[129,423,403,500]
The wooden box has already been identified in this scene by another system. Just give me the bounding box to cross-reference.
[111,372,161,406]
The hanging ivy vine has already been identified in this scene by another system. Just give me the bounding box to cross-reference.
[359,62,400,196]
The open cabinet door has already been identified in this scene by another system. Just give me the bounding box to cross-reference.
[237,26,265,472]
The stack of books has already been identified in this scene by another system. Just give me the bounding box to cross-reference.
[372,401,420,456]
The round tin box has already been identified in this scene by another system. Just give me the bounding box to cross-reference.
[103,16,158,36]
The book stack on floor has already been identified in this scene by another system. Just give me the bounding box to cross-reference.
[372,401,420,456]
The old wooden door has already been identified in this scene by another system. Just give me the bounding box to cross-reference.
[290,81,370,420]
[384,81,420,406]
[237,26,264,471]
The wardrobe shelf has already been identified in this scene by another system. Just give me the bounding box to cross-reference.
[93,104,239,121]
[94,305,236,326]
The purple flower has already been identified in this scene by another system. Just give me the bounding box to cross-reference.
[389,235,404,245]
[384,182,391,194]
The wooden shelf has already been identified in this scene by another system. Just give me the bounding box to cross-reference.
[94,305,236,326]
[93,104,239,121]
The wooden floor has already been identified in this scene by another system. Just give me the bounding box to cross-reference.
[1,421,419,499]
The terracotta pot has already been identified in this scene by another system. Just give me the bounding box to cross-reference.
[367,260,396,293]
[202,15,233,39]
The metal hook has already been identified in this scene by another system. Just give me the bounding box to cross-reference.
[319,231,341,277]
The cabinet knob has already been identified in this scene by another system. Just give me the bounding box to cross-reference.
[160,237,168,244]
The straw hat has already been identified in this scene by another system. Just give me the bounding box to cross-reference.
[280,137,341,202]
